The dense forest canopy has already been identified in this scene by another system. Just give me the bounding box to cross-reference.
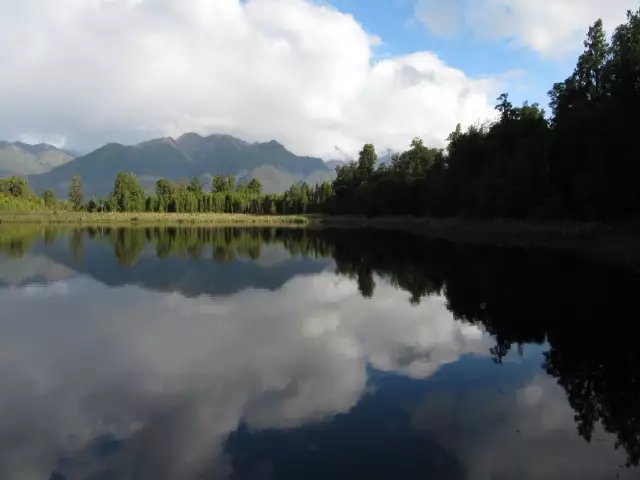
[2,10,640,221]
[327,10,640,221]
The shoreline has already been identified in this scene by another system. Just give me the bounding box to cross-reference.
[1,212,640,258]
[312,215,640,262]
[0,212,309,226]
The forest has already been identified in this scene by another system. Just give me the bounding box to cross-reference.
[2,10,640,221]
[327,10,640,221]
[0,172,333,215]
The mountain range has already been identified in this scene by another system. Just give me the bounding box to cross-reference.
[0,133,337,196]
[0,141,74,176]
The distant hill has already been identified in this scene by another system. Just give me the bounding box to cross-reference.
[0,141,74,176]
[324,152,393,172]
[28,133,335,196]
[325,160,345,171]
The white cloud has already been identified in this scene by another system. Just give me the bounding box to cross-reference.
[411,375,633,479]
[0,0,499,157]
[415,0,638,57]
[415,0,460,36]
[0,272,489,478]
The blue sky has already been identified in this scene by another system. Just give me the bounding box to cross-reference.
[325,0,629,111]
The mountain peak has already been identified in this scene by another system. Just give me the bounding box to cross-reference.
[177,132,203,142]
[0,140,74,176]
[137,137,177,149]
[13,141,66,156]
[205,133,249,145]
[27,132,335,197]
[259,139,287,151]
[100,142,126,150]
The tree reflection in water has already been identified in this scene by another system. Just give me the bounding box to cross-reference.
[1,225,639,466]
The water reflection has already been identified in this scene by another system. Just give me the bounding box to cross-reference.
[0,226,638,479]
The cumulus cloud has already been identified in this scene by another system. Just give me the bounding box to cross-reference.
[0,0,499,156]
[411,374,633,479]
[0,271,489,478]
[415,0,637,57]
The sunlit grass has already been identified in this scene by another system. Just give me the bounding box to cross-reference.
[0,212,310,225]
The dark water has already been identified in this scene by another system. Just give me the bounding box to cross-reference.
[1,226,639,480]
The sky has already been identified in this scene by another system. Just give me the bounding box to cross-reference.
[1,0,638,158]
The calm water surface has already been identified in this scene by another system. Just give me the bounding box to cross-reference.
[0,227,639,480]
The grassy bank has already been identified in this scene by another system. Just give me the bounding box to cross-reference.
[2,211,639,252]
[0,211,636,237]
[0,211,309,225]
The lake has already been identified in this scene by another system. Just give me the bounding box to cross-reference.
[0,226,639,479]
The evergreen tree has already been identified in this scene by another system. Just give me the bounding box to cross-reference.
[69,175,84,211]
[188,177,204,197]
[110,172,145,212]
[226,174,236,192]
[357,144,377,183]
[42,189,56,208]
[87,197,98,213]
[247,178,263,195]
[212,174,226,193]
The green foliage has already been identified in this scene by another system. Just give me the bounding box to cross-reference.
[0,177,47,212]
[106,195,118,212]
[357,143,377,183]
[109,172,146,212]
[226,174,236,193]
[0,177,74,212]
[60,172,321,216]
[247,178,262,195]
[315,10,640,222]
[188,177,204,197]
[42,189,56,208]
[0,193,46,212]
[156,179,178,199]
[87,197,98,213]
[541,12,640,219]
[69,175,84,210]
[262,195,277,215]
[212,174,226,193]
[0,176,34,199]
[155,179,178,212]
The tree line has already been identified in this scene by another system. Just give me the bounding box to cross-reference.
[0,172,336,215]
[65,172,335,215]
[326,10,640,221]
